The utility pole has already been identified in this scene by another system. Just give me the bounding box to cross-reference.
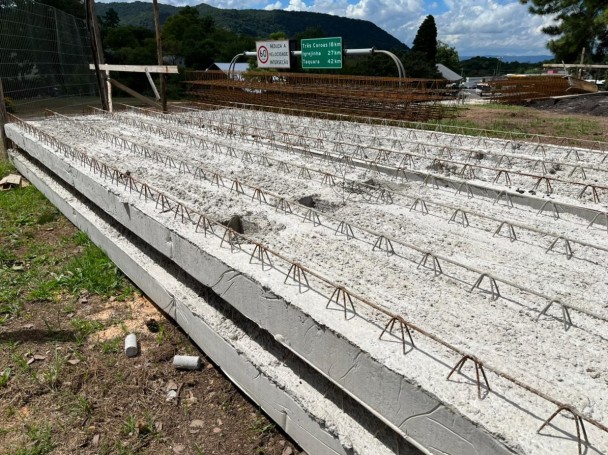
[152,0,167,112]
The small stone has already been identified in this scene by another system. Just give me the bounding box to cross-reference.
[282,447,293,455]
[165,380,178,391]
[212,427,222,434]
[173,444,185,453]
[166,390,177,401]
[190,419,204,428]
[92,434,100,447]
[67,359,81,365]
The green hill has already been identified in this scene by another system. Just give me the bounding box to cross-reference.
[95,2,408,51]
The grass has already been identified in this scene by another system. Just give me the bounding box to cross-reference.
[0,165,133,323]
[9,423,55,455]
[101,336,122,354]
[70,318,104,345]
[431,104,606,142]
[0,367,11,387]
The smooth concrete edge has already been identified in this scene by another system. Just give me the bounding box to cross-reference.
[7,126,517,455]
[10,150,353,455]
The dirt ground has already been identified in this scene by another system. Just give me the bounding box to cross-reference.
[456,100,608,143]
[525,92,608,116]
[0,189,303,455]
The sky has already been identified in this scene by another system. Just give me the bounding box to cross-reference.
[101,0,558,57]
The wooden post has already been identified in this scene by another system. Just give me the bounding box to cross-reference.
[0,78,9,161]
[152,0,167,112]
[86,0,109,110]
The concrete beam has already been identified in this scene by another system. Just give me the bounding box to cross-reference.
[10,149,402,455]
[7,124,516,455]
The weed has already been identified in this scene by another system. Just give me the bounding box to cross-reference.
[11,352,30,372]
[0,367,11,387]
[70,394,93,417]
[11,423,55,455]
[36,207,59,225]
[249,418,275,435]
[122,414,137,436]
[114,442,138,455]
[55,237,133,297]
[154,323,165,345]
[71,318,104,345]
[101,337,121,354]
[41,365,60,391]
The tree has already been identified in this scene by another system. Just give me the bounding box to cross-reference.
[412,15,437,64]
[520,0,608,62]
[436,41,460,70]
[406,15,439,78]
[99,8,120,30]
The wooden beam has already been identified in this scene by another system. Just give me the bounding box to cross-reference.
[152,0,167,112]
[108,78,162,109]
[85,0,109,110]
[0,78,9,161]
[89,64,179,74]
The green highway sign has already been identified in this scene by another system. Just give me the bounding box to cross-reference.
[301,37,343,69]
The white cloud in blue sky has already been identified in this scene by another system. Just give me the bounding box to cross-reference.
[98,0,557,57]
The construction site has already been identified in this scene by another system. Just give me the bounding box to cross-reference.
[3,99,608,454]
[2,1,608,455]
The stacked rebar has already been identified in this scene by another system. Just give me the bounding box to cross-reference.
[489,75,597,104]
[184,71,457,121]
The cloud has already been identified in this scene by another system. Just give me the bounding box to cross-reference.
[264,1,283,10]
[97,0,555,56]
[433,0,555,56]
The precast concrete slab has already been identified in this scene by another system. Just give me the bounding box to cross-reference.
[9,149,419,455]
[6,111,608,455]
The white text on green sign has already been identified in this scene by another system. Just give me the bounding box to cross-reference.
[301,37,343,69]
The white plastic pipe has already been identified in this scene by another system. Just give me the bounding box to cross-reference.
[124,333,138,357]
[173,355,202,370]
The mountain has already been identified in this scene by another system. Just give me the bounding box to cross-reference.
[95,2,408,51]
[461,55,553,64]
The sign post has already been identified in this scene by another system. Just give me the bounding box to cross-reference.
[255,40,291,69]
[301,37,343,70]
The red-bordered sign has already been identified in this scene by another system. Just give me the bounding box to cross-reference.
[257,45,269,64]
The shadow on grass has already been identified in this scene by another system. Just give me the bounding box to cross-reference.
[0,328,75,343]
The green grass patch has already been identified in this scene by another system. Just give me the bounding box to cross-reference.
[55,236,133,297]
[71,318,104,345]
[9,423,55,455]
[101,336,122,354]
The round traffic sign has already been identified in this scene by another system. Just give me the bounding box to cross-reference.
[258,46,269,64]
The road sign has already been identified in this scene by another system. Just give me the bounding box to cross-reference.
[255,40,291,69]
[301,37,343,69]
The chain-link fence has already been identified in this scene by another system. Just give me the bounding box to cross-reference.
[0,0,98,117]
